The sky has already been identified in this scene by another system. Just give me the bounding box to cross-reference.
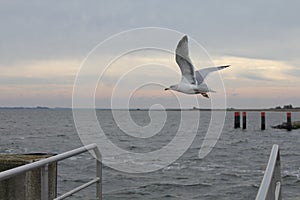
[1,0,300,108]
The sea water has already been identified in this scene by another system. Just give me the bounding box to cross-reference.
[0,109,299,199]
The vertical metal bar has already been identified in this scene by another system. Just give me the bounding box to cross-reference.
[274,149,281,200]
[275,181,281,200]
[255,145,281,200]
[93,147,102,200]
[96,159,102,200]
[41,164,49,200]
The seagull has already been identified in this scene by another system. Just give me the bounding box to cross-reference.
[165,35,230,98]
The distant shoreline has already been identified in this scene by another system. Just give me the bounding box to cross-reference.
[224,108,300,112]
[0,106,51,110]
[1,107,300,112]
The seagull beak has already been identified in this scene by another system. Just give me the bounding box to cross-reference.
[164,88,169,91]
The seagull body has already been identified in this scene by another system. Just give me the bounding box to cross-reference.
[165,35,229,98]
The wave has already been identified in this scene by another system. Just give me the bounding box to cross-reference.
[138,181,212,190]
[103,189,151,197]
[282,169,300,180]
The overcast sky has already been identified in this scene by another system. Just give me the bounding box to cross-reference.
[1,1,300,108]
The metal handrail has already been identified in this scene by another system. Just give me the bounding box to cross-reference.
[0,143,102,200]
[255,144,281,200]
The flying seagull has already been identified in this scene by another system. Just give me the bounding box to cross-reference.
[165,35,229,98]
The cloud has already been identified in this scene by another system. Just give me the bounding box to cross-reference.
[0,59,79,106]
[0,76,74,85]
[1,1,300,107]
[242,74,273,81]
[0,59,79,80]
[214,56,296,82]
[0,1,299,65]
[211,56,300,99]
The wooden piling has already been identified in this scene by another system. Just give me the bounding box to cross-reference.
[0,154,57,200]
[261,112,266,130]
[242,112,247,129]
[287,112,292,131]
[234,112,240,128]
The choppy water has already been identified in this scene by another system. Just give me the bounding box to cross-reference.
[0,109,299,199]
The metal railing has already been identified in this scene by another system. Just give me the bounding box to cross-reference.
[0,143,284,200]
[0,143,102,200]
[255,144,281,200]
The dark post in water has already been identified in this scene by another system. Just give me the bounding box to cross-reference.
[261,112,266,130]
[234,112,240,128]
[287,112,292,131]
[242,112,247,129]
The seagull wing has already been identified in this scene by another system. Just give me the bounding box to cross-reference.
[175,35,197,85]
[195,65,230,84]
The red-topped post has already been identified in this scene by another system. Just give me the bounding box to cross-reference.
[242,112,247,129]
[261,112,266,130]
[287,112,292,131]
[234,112,240,128]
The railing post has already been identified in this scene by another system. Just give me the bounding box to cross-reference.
[0,144,100,200]
[275,182,281,200]
[255,144,281,200]
[274,149,281,200]
[41,164,49,200]
[96,160,102,200]
[94,146,102,200]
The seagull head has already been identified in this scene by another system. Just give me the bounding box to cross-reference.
[164,85,177,91]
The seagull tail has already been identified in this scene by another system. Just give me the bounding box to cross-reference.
[209,88,216,93]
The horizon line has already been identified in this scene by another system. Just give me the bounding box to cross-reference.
[1,106,300,112]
